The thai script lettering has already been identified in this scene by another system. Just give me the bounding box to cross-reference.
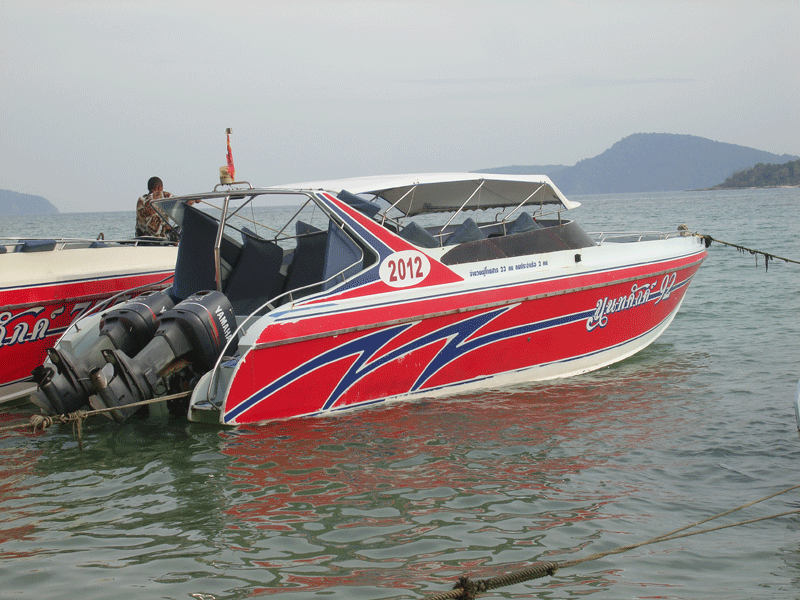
[656,272,676,305]
[0,296,122,348]
[0,307,48,347]
[515,259,547,270]
[586,273,678,331]
[468,259,549,278]
[469,266,500,277]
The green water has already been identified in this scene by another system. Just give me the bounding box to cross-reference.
[1,188,799,599]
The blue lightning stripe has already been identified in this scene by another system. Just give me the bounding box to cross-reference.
[328,307,676,414]
[322,306,513,409]
[226,302,595,423]
[408,306,596,392]
[224,322,413,422]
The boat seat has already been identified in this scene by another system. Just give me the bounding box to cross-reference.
[337,189,381,219]
[16,239,57,252]
[444,218,484,246]
[0,245,6,254]
[399,221,440,248]
[283,221,328,299]
[171,204,242,301]
[321,220,364,291]
[224,231,285,316]
[481,223,506,238]
[240,226,258,241]
[507,212,541,234]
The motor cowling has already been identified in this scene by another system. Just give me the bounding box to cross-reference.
[30,289,175,415]
[91,290,238,422]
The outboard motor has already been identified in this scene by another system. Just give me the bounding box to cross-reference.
[31,290,175,415]
[91,290,238,423]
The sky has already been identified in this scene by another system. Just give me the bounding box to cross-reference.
[1,0,799,213]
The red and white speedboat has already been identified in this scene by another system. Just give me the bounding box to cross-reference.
[1,237,176,397]
[30,174,707,424]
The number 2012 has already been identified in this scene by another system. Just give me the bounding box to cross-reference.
[387,255,424,282]
[380,250,431,288]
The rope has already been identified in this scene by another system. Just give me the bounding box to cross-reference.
[426,483,800,600]
[0,418,42,433]
[691,231,800,272]
[426,563,559,600]
[0,391,192,448]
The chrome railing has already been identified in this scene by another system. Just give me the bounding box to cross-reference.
[588,230,682,244]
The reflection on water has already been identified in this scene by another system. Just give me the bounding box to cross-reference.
[0,353,709,598]
[222,353,707,594]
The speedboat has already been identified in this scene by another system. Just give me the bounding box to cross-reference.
[29,173,707,424]
[0,236,176,399]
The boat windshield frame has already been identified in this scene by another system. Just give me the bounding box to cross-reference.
[167,184,369,300]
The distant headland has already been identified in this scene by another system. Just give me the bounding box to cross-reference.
[0,189,59,215]
[476,133,798,195]
[707,158,800,189]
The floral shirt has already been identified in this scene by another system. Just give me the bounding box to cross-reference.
[136,191,176,240]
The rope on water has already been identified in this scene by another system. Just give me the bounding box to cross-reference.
[683,227,800,272]
[425,483,800,600]
[0,391,192,449]
[426,562,559,600]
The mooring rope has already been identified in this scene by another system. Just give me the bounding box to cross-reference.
[0,391,192,449]
[689,230,800,272]
[425,483,800,600]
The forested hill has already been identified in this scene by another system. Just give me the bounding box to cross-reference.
[711,159,800,189]
[0,189,59,215]
[477,133,798,195]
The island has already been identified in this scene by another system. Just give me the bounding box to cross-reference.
[0,189,59,215]
[709,159,800,189]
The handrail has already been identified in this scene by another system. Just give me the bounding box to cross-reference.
[213,195,232,291]
[589,230,677,244]
[0,236,177,251]
[212,181,253,192]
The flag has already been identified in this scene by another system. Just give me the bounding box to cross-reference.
[226,130,236,181]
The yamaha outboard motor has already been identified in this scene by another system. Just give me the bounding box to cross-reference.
[91,290,237,422]
[30,290,175,415]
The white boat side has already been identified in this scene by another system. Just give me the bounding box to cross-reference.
[0,245,178,291]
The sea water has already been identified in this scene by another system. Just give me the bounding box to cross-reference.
[0,188,798,599]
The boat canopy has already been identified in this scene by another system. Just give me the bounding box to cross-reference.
[269,173,579,216]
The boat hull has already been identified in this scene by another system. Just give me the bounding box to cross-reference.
[219,245,705,424]
[0,246,176,389]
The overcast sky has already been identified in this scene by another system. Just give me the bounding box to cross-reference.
[2,0,798,213]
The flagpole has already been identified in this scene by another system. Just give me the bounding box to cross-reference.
[226,128,236,183]
[220,128,236,184]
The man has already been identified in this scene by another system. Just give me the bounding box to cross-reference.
[136,176,177,240]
